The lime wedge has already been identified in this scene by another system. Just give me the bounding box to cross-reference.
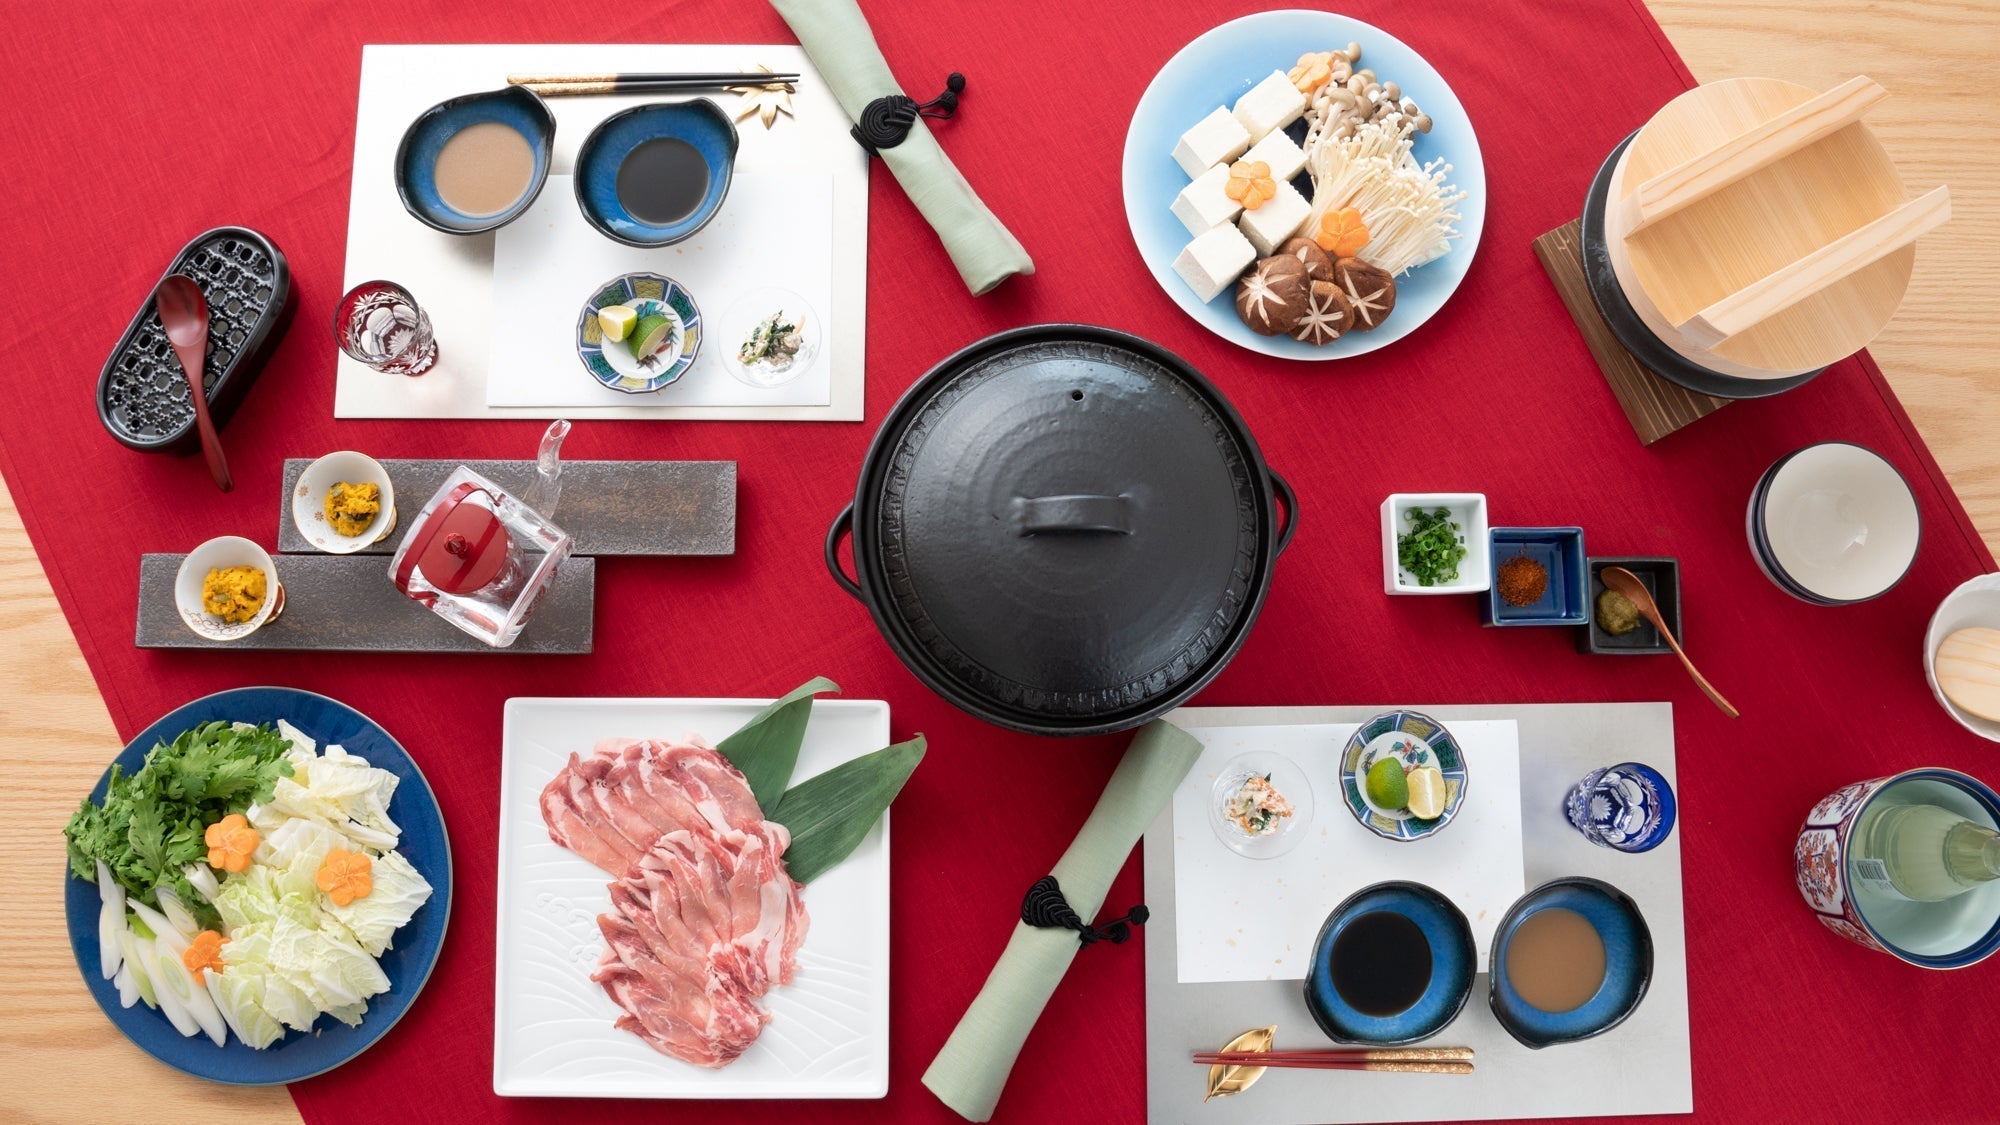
[1406,766,1446,819]
[1364,758,1408,811]
[597,304,638,343]
[629,313,674,360]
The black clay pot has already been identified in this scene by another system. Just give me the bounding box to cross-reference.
[825,324,1298,737]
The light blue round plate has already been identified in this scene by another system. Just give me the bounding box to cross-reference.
[576,272,703,393]
[1121,10,1485,359]
[63,687,451,1084]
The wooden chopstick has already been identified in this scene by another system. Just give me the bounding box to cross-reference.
[1195,1055,1473,1075]
[1197,1046,1474,1062]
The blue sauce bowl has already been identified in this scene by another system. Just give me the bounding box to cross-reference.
[1489,877,1653,1049]
[1304,881,1475,1045]
[394,86,555,235]
[574,99,738,247]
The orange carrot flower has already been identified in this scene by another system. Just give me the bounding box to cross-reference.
[182,930,226,976]
[1289,51,1334,94]
[204,813,260,873]
[317,848,374,907]
[1225,160,1278,211]
[1314,206,1372,258]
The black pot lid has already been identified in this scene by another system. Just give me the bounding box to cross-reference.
[861,328,1267,723]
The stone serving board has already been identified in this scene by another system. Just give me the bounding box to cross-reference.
[136,554,593,654]
[278,459,734,557]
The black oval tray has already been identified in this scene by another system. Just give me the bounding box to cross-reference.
[98,227,292,454]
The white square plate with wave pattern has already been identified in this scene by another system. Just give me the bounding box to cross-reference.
[495,696,890,1098]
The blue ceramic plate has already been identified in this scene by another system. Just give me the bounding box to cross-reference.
[1305,881,1475,1045]
[1121,10,1484,359]
[1483,526,1588,626]
[1488,877,1652,1049]
[574,100,738,247]
[1339,709,1467,841]
[64,687,452,1084]
[395,86,555,234]
[575,273,703,393]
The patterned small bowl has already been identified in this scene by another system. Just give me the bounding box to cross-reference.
[1488,877,1653,1049]
[394,85,555,235]
[1304,880,1476,1045]
[291,452,397,554]
[1339,710,1468,842]
[573,99,737,247]
[575,273,702,394]
[1794,768,2000,968]
[173,536,284,642]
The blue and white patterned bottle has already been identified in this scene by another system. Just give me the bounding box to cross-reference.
[1565,763,1676,853]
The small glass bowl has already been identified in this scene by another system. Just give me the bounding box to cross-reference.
[720,287,821,388]
[1208,751,1314,859]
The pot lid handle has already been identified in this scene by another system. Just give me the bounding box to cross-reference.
[1010,494,1132,537]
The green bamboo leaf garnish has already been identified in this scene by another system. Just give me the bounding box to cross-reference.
[717,676,839,810]
[771,736,925,885]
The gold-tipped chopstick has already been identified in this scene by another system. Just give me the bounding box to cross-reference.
[1193,1046,1475,1074]
[507,72,797,97]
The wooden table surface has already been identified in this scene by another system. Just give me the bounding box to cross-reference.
[4,4,1995,1122]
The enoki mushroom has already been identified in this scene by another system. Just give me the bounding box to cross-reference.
[1303,120,1466,277]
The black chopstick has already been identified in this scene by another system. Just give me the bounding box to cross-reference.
[509,72,796,86]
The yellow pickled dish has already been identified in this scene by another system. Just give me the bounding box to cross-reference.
[324,480,382,537]
[200,565,265,624]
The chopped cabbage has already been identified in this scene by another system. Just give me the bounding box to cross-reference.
[323,850,433,957]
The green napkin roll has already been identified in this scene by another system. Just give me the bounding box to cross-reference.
[769,0,1035,295]
[921,720,1203,1121]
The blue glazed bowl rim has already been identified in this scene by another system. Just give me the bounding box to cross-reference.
[1749,441,1921,606]
[1304,879,1476,1045]
[393,85,556,235]
[1844,767,2000,968]
[572,98,739,248]
[1339,709,1469,841]
[1487,875,1652,1048]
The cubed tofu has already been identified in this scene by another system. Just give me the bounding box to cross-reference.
[1171,163,1243,237]
[1172,107,1252,179]
[1237,180,1312,257]
[1172,224,1258,304]
[1242,129,1308,182]
[1231,71,1307,142]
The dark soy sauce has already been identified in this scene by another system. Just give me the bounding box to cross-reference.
[1330,910,1433,1017]
[615,137,710,225]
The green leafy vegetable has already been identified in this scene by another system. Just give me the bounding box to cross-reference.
[1397,507,1469,587]
[770,736,926,885]
[64,721,295,930]
[717,676,838,810]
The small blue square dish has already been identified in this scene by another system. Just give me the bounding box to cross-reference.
[1483,526,1587,626]
[574,99,738,248]
[1304,881,1475,1046]
[394,85,555,235]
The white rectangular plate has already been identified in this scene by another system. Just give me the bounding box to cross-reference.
[1173,721,1525,983]
[487,173,834,408]
[495,696,890,1098]
[339,44,867,421]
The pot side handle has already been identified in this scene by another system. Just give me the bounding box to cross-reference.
[1271,471,1299,559]
[824,502,864,601]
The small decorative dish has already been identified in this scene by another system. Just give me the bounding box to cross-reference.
[576,273,702,394]
[1580,557,1680,654]
[1748,441,1920,605]
[291,452,397,554]
[1381,493,1489,594]
[394,85,555,235]
[173,536,284,641]
[1482,527,1587,626]
[1925,573,2000,742]
[1488,877,1653,1049]
[1208,750,1314,859]
[1338,709,1466,842]
[99,227,292,455]
[721,287,822,389]
[574,99,738,248]
[1304,880,1475,1045]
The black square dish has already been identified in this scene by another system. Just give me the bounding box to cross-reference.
[1580,557,1680,655]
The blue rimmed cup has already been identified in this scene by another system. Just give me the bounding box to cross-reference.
[1304,881,1475,1045]
[394,86,555,234]
[1488,877,1653,1048]
[573,100,738,247]
[1339,709,1468,842]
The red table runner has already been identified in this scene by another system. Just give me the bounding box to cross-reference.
[5,1,1996,1122]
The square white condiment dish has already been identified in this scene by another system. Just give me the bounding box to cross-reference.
[1381,493,1491,594]
[494,696,891,1099]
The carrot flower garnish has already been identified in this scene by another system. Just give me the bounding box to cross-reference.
[182,929,226,976]
[1225,160,1278,211]
[317,848,374,907]
[204,813,260,873]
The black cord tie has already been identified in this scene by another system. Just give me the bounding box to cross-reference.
[1020,875,1149,948]
[852,73,966,156]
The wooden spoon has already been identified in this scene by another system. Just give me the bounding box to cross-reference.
[154,274,232,492]
[1602,566,1738,718]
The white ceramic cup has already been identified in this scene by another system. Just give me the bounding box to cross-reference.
[174,536,284,641]
[291,451,397,554]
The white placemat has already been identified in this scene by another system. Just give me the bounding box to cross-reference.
[487,173,833,408]
[337,44,868,421]
[1173,721,1524,983]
